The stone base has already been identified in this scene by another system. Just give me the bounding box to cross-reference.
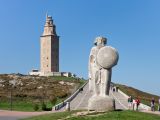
[88,95,115,112]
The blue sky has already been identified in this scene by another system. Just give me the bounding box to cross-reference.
[0,0,160,95]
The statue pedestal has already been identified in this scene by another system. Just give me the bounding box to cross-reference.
[88,95,115,112]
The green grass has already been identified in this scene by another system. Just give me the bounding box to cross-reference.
[21,110,160,120]
[0,101,54,111]
[0,101,35,111]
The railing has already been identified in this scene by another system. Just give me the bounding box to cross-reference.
[54,80,88,110]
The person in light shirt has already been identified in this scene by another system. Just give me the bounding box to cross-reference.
[132,99,136,110]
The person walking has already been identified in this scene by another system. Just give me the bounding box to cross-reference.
[113,87,115,92]
[151,97,155,111]
[132,99,136,110]
[135,97,140,111]
[79,87,83,93]
[116,86,119,92]
[128,96,133,110]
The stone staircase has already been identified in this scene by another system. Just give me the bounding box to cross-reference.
[69,82,129,110]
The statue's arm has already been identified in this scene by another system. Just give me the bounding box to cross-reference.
[88,55,92,80]
[89,47,96,79]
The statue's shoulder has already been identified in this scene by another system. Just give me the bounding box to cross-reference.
[89,47,97,56]
[90,46,98,52]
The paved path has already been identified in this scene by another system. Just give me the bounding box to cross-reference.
[141,110,160,116]
[110,90,128,110]
[70,82,91,110]
[0,110,55,120]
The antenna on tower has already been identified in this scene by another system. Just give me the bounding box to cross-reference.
[46,12,48,19]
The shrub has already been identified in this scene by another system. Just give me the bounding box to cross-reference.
[44,107,52,111]
[41,102,52,111]
[41,102,46,111]
[33,103,39,111]
[49,96,57,105]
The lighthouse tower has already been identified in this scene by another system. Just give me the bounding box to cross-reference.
[40,15,59,75]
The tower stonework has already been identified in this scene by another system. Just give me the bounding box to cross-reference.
[40,15,59,75]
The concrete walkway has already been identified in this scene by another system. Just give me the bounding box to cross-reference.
[141,110,160,116]
[70,82,91,110]
[110,90,128,110]
[0,110,55,120]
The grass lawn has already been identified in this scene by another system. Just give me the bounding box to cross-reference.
[0,101,52,111]
[22,110,160,120]
[0,101,34,111]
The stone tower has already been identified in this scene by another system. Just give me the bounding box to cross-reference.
[40,15,59,74]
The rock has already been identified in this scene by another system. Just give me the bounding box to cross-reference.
[88,95,115,112]
[9,79,17,86]
[59,81,65,85]
[37,86,43,89]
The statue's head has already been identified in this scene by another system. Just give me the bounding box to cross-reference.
[94,36,107,46]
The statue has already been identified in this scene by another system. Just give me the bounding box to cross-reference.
[88,36,119,112]
[88,37,106,93]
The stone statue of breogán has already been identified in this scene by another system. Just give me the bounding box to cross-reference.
[88,36,119,111]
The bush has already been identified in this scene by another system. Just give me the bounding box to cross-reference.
[33,103,39,111]
[49,96,57,105]
[44,107,52,111]
[41,102,46,111]
[41,102,52,111]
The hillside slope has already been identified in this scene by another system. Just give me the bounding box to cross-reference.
[115,83,159,107]
[0,74,85,111]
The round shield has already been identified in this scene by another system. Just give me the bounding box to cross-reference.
[96,46,119,69]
